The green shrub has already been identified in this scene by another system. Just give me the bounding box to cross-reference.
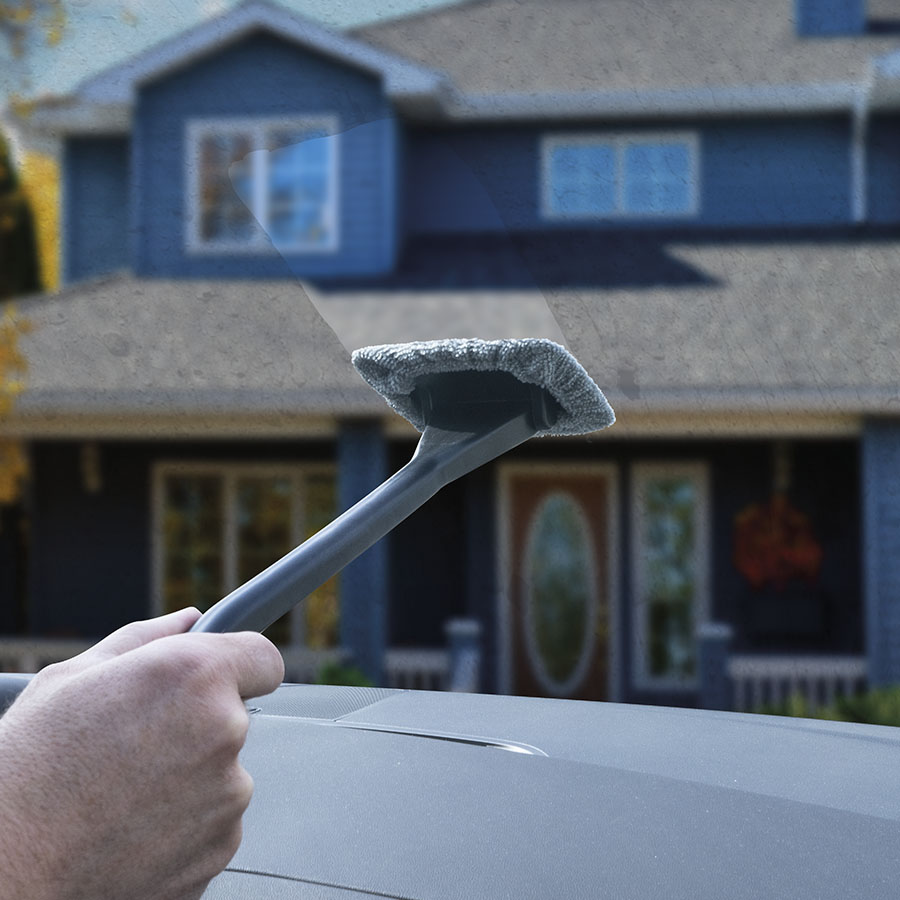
[755,685,900,727]
[315,660,374,688]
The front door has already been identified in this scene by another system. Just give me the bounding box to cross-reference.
[499,465,616,700]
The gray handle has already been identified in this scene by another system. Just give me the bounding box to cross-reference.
[190,414,534,635]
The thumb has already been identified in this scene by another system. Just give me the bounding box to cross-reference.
[69,608,203,670]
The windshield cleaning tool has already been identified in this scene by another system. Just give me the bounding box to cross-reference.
[191,338,614,635]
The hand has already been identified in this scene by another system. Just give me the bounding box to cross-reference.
[0,608,284,900]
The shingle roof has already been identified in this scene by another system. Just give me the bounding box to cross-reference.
[354,0,900,96]
[310,229,900,414]
[7,230,900,427]
[9,274,382,421]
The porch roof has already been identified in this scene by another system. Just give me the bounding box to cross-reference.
[7,274,383,426]
[296,227,900,417]
[6,228,900,433]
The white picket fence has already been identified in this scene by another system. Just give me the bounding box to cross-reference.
[728,655,867,711]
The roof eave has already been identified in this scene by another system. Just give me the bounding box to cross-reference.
[441,82,864,122]
[21,80,870,138]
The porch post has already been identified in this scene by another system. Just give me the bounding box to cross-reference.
[861,419,900,687]
[697,622,733,711]
[337,420,388,685]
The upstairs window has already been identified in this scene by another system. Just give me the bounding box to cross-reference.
[541,133,698,219]
[186,117,339,253]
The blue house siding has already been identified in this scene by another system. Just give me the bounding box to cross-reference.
[133,31,398,279]
[404,118,852,235]
[711,440,861,655]
[29,443,151,638]
[866,116,900,225]
[862,419,900,686]
[63,137,131,285]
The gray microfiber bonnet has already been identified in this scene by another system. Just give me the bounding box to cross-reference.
[351,338,615,437]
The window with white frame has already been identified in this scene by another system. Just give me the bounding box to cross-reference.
[541,133,698,219]
[155,464,338,648]
[631,463,709,689]
[186,117,339,253]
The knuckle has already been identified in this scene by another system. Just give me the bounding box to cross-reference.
[157,641,221,690]
[31,658,72,688]
[218,704,251,754]
[223,819,245,862]
[230,766,255,812]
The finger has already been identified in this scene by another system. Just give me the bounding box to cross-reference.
[75,608,203,668]
[210,632,285,700]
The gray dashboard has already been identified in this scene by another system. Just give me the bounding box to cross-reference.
[203,684,900,899]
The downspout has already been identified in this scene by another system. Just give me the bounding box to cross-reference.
[851,74,873,224]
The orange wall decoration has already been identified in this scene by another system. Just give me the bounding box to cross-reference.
[733,493,823,590]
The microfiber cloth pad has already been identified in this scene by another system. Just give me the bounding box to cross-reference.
[352,338,615,437]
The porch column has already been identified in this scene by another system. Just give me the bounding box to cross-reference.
[862,419,900,686]
[697,622,733,711]
[337,420,389,685]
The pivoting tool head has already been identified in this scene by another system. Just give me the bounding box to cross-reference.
[351,338,615,437]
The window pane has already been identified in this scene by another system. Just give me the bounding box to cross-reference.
[624,142,693,214]
[303,473,339,650]
[265,129,334,247]
[237,476,293,646]
[198,133,255,242]
[525,493,595,688]
[548,143,616,216]
[640,478,697,679]
[162,476,224,614]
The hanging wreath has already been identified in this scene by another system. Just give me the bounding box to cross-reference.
[733,493,823,590]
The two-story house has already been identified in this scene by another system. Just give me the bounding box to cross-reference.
[4,0,900,710]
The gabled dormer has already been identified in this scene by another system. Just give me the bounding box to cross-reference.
[34,0,446,284]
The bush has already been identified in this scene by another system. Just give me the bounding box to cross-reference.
[315,660,374,688]
[755,685,900,727]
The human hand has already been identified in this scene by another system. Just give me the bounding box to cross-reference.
[0,607,284,900]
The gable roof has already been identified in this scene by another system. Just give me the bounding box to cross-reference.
[72,0,444,108]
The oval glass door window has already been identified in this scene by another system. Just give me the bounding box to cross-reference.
[523,492,597,695]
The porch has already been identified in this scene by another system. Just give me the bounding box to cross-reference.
[0,633,867,713]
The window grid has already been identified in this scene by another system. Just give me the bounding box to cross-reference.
[186,116,339,255]
[630,463,709,692]
[541,132,699,220]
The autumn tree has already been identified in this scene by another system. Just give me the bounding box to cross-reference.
[0,0,64,60]
[0,133,32,502]
[0,1,52,503]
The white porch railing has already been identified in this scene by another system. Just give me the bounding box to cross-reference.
[728,655,867,712]
[279,646,346,684]
[0,638,452,692]
[0,639,91,674]
[384,648,449,691]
